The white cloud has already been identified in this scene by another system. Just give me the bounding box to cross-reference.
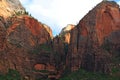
[118,1,120,5]
[20,0,104,35]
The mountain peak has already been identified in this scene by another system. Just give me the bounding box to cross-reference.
[0,0,25,18]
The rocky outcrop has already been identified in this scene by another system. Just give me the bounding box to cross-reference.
[60,24,75,44]
[7,15,52,50]
[0,14,54,80]
[67,1,120,73]
[0,0,54,79]
[43,24,53,39]
[0,0,25,18]
[52,25,75,78]
[0,0,120,80]
[52,36,65,73]
[0,16,6,51]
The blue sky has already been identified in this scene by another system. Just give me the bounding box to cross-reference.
[19,0,120,36]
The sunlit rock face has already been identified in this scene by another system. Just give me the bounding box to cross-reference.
[67,1,120,73]
[0,0,25,18]
[0,15,54,79]
[0,0,56,79]
[60,24,75,44]
[43,24,53,39]
[7,15,52,49]
[0,0,120,79]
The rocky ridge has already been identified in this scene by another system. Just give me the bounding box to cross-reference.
[67,1,120,73]
[0,0,120,80]
[0,0,25,18]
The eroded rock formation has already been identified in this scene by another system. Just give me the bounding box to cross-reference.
[0,0,25,18]
[67,1,120,73]
[7,15,51,50]
[60,24,75,44]
[0,0,120,80]
[0,8,54,79]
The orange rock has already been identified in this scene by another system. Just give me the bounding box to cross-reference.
[0,0,25,18]
[60,24,75,44]
[43,24,53,39]
[34,64,46,70]
[67,1,120,73]
[7,15,52,49]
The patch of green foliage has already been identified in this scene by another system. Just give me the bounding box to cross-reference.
[60,69,120,80]
[0,69,21,80]
[36,78,50,80]
[30,44,52,54]
[39,70,49,73]
[112,67,120,74]
[34,70,49,73]
[14,9,31,16]
[39,44,52,52]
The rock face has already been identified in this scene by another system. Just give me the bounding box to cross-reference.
[67,1,120,73]
[7,15,51,49]
[52,36,65,72]
[0,0,25,18]
[0,0,55,79]
[51,24,75,78]
[0,17,6,51]
[60,24,75,44]
[0,0,120,80]
[43,24,53,39]
[0,15,54,79]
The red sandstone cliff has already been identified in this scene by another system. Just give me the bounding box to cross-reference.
[0,14,54,79]
[67,1,120,73]
[0,0,25,18]
[0,16,6,51]
[59,24,75,44]
[0,0,120,80]
[7,15,52,49]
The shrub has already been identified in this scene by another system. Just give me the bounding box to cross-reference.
[30,44,52,54]
[60,69,120,80]
[0,69,21,80]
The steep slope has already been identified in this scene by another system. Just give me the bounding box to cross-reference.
[43,24,53,39]
[0,16,54,79]
[60,24,75,44]
[0,0,25,18]
[7,15,51,49]
[0,0,120,80]
[0,18,54,80]
[0,0,54,80]
[67,1,120,73]
[49,24,75,79]
[0,17,6,51]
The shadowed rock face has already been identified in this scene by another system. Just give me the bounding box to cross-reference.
[0,17,6,51]
[67,1,120,73]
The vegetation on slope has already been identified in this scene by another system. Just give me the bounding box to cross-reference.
[0,69,21,80]
[60,69,120,80]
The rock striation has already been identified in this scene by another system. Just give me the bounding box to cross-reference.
[0,0,120,80]
[59,24,75,44]
[7,15,51,49]
[67,1,120,73]
[0,0,25,18]
[0,15,54,79]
